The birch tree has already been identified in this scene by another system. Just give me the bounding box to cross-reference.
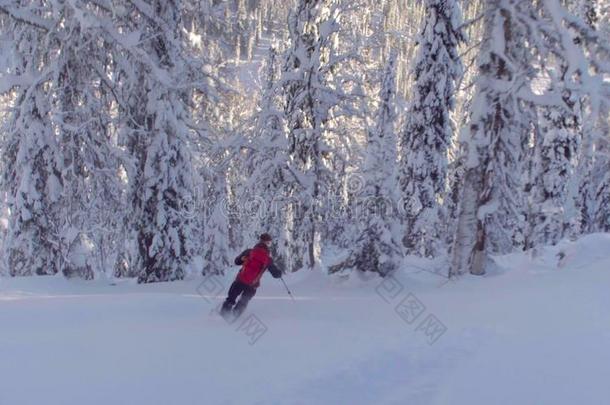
[450,0,535,276]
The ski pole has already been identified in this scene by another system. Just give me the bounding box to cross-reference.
[279,276,295,302]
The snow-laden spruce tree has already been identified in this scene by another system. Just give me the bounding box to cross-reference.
[526,60,583,249]
[280,0,342,272]
[450,0,535,276]
[136,123,196,284]
[567,0,599,237]
[3,90,64,277]
[196,97,240,276]
[129,1,198,283]
[0,6,64,277]
[115,59,149,277]
[239,45,290,270]
[329,51,403,275]
[50,2,127,279]
[529,102,580,246]
[540,0,610,238]
[591,122,610,232]
[1,1,177,280]
[595,165,610,232]
[451,0,610,276]
[315,1,380,252]
[202,187,231,275]
[398,0,464,258]
[591,14,610,234]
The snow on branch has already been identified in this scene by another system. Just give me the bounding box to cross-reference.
[0,4,53,31]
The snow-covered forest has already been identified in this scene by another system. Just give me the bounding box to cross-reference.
[1,0,609,281]
[2,2,610,405]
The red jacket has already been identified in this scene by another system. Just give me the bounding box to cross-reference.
[235,243,281,287]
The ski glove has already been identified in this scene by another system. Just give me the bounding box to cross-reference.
[267,263,282,279]
[234,249,251,266]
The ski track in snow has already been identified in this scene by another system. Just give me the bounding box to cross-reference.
[1,234,610,405]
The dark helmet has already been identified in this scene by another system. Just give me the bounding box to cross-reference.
[259,233,272,242]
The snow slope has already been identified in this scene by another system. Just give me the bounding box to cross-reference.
[1,234,610,405]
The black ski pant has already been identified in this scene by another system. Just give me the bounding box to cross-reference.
[222,280,256,314]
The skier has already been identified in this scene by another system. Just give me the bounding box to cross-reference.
[220,233,282,318]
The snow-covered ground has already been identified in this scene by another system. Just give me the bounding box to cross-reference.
[1,234,610,405]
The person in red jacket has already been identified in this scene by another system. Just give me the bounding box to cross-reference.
[220,233,282,318]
